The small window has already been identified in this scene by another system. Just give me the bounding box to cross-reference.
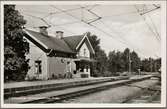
[84,48,86,57]
[61,59,65,63]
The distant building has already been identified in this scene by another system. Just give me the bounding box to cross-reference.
[23,26,95,80]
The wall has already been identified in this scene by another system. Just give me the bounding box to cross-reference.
[25,37,48,80]
[47,57,76,79]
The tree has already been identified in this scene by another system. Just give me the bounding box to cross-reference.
[108,50,116,73]
[88,32,108,77]
[140,57,161,72]
[122,48,130,72]
[108,50,125,74]
[130,51,141,72]
[153,58,161,72]
[4,5,29,82]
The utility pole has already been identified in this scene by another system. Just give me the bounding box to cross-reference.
[150,59,153,72]
[129,51,131,73]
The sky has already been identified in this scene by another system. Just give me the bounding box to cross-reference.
[15,4,161,59]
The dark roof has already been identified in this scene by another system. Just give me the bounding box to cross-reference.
[25,29,75,54]
[63,35,84,51]
[25,29,86,54]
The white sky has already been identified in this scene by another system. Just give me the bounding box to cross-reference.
[16,4,161,59]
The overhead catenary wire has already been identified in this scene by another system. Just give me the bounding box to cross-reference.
[43,11,139,27]
[23,6,142,28]
[51,5,148,57]
[22,5,160,58]
[99,20,147,56]
[134,5,160,43]
[23,12,51,27]
[50,6,128,45]
[81,6,147,57]
[50,5,89,24]
[49,5,90,15]
[144,5,161,41]
[147,14,161,40]
[87,4,100,10]
[80,6,102,24]
[23,11,76,35]
[140,6,160,15]
[49,23,76,35]
[153,4,160,8]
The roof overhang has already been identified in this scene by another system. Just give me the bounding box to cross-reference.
[23,29,49,50]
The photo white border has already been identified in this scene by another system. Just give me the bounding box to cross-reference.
[0,0,166,108]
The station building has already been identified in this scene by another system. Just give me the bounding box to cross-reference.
[23,26,95,80]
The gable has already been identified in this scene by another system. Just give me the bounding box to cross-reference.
[76,33,95,54]
[78,42,90,58]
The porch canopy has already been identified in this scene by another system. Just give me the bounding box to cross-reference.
[73,57,96,63]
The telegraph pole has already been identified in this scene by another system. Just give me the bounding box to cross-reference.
[150,59,153,72]
[129,51,131,73]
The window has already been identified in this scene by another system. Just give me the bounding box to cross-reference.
[86,66,89,72]
[83,48,86,57]
[35,60,42,74]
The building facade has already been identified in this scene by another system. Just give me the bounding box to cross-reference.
[23,26,95,80]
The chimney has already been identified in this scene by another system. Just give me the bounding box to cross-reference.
[56,31,63,39]
[39,26,48,36]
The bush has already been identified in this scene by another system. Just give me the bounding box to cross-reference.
[58,74,64,79]
[103,71,113,77]
[91,69,102,77]
[81,73,89,78]
[25,74,38,81]
[51,74,58,79]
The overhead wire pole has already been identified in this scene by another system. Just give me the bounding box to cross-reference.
[129,50,131,73]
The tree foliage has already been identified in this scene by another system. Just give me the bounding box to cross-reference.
[88,31,161,77]
[88,32,108,77]
[4,5,29,82]
[107,48,160,75]
[141,57,161,72]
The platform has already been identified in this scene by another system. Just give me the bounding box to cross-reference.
[4,76,129,99]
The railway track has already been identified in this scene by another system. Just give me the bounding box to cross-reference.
[123,83,161,103]
[5,75,154,104]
